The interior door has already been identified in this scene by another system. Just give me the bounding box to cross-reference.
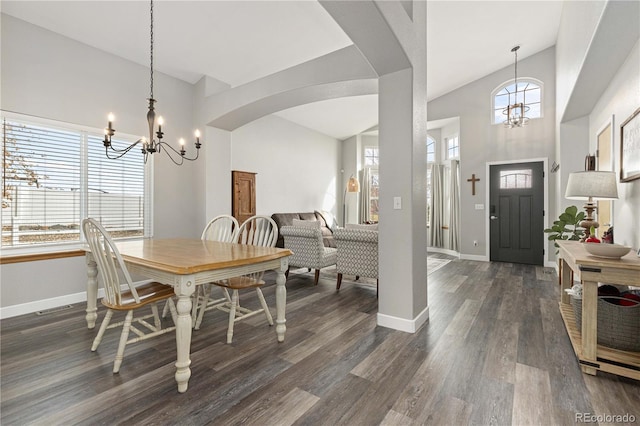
[490,162,544,265]
[232,170,256,225]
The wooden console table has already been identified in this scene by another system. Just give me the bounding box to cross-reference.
[557,241,640,380]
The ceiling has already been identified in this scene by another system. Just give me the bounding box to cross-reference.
[1,0,564,140]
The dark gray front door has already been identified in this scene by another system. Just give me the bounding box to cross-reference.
[490,162,544,265]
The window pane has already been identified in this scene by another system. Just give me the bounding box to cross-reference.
[494,94,510,109]
[499,169,532,189]
[525,87,540,103]
[2,119,81,246]
[364,147,379,166]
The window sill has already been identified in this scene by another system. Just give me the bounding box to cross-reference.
[0,249,86,264]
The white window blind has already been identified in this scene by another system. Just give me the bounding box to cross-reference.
[87,134,145,238]
[1,114,148,250]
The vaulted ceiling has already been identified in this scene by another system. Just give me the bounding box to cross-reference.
[1,1,563,140]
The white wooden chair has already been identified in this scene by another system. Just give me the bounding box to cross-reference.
[82,218,177,373]
[207,215,278,343]
[193,215,239,330]
[280,225,337,285]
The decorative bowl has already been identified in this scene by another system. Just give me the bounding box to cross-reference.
[583,243,632,259]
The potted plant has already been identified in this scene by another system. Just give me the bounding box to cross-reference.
[544,205,585,251]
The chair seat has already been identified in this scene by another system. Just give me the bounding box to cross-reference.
[102,281,175,311]
[215,276,265,290]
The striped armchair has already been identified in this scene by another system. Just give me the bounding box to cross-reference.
[334,228,379,293]
[281,226,337,285]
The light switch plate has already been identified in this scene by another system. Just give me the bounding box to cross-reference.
[393,197,402,209]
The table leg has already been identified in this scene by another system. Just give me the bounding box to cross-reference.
[275,258,288,342]
[85,253,98,329]
[174,276,195,393]
[581,279,598,375]
[560,258,572,305]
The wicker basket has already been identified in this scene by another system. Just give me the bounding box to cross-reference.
[570,295,640,352]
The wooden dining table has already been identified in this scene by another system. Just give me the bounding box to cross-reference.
[84,238,292,393]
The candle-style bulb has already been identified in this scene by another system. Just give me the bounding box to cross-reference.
[157,116,164,126]
[194,129,201,138]
[179,138,185,147]
[108,113,115,122]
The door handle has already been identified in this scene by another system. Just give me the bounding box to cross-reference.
[490,215,498,220]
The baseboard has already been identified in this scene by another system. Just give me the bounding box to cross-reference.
[377,305,429,333]
[460,253,489,262]
[0,290,99,320]
[0,281,152,320]
[427,247,460,258]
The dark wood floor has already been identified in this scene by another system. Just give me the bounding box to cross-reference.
[2,255,639,425]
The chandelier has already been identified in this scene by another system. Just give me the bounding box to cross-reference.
[503,45,529,128]
[103,0,201,165]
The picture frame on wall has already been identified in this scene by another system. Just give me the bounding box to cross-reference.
[620,107,640,182]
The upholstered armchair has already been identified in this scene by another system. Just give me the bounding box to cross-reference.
[281,225,337,285]
[334,228,378,293]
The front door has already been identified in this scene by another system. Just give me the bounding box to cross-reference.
[490,162,544,265]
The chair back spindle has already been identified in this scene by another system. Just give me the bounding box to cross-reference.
[237,216,278,247]
[201,215,239,243]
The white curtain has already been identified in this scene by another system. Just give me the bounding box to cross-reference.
[429,164,445,247]
[449,160,460,251]
[359,168,371,224]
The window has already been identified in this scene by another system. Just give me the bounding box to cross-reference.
[492,79,542,124]
[1,113,150,251]
[364,147,379,166]
[427,137,435,163]
[499,169,532,189]
[446,136,459,159]
[368,169,379,222]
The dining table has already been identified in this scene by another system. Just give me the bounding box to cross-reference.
[84,238,292,393]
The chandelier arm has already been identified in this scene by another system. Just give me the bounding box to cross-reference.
[107,139,144,155]
[105,141,142,160]
[156,141,200,163]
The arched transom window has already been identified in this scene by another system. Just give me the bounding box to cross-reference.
[492,79,542,125]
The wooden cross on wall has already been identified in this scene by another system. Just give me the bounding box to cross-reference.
[467,174,480,196]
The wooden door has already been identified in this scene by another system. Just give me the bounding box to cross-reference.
[232,171,256,225]
[489,161,544,265]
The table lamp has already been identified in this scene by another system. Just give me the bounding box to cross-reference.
[565,171,618,238]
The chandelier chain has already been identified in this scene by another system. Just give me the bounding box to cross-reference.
[149,0,154,100]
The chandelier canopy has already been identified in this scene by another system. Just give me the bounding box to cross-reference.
[103,0,201,165]
[503,45,530,128]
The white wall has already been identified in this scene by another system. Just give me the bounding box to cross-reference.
[230,115,341,218]
[427,47,557,260]
[0,15,202,312]
[589,39,640,250]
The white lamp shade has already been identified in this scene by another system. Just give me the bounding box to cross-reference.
[565,171,618,200]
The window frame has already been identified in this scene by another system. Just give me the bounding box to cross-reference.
[1,111,153,255]
[491,77,544,125]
